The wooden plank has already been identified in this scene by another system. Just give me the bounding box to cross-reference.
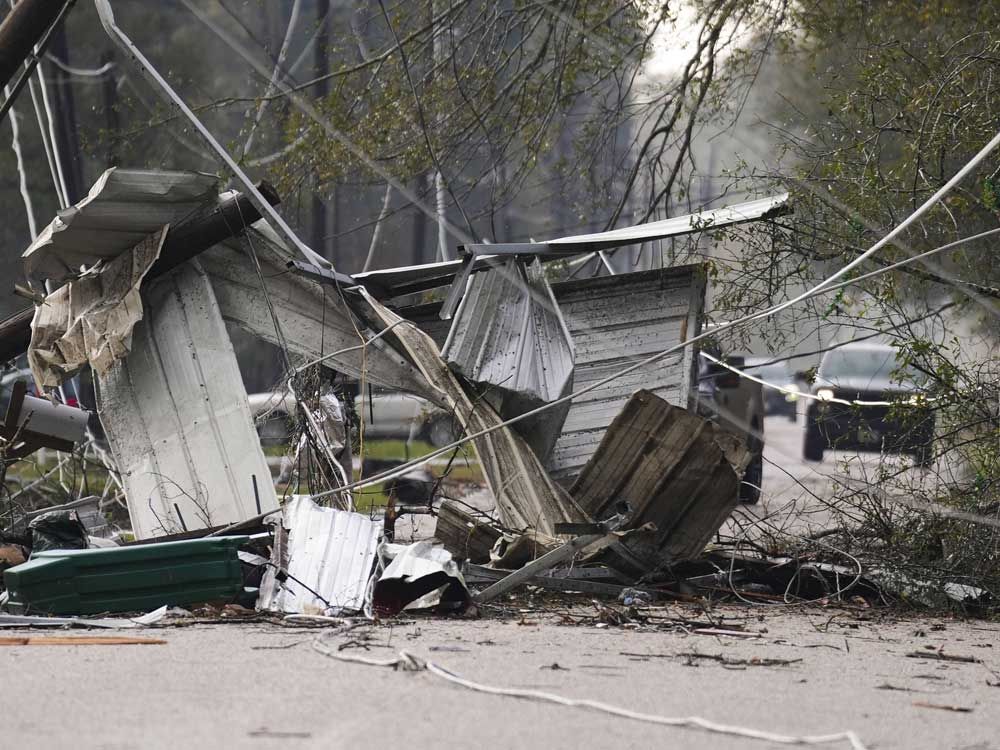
[0,636,166,646]
[434,500,502,564]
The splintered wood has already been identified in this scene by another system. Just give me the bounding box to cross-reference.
[570,389,748,560]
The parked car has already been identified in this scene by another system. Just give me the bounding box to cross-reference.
[743,357,800,421]
[247,390,457,448]
[694,351,765,504]
[355,391,456,446]
[803,343,933,465]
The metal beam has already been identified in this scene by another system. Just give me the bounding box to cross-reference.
[0,186,281,365]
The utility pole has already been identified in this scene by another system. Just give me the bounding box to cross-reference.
[49,22,82,203]
[0,0,70,90]
[431,0,450,262]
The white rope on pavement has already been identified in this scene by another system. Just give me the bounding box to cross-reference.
[312,637,869,750]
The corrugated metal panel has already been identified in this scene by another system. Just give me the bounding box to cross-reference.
[199,231,440,403]
[22,168,219,283]
[570,389,745,560]
[396,266,705,483]
[257,495,382,615]
[546,265,705,482]
[355,289,587,535]
[442,259,573,405]
[98,261,278,539]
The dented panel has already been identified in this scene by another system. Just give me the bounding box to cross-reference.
[98,261,278,539]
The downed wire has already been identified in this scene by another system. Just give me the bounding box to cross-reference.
[311,636,869,750]
[303,218,1000,504]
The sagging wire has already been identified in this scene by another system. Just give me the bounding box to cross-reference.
[176,0,475,247]
[699,351,920,408]
[33,65,69,209]
[240,0,301,160]
[311,639,869,750]
[43,53,115,78]
[25,76,63,209]
[307,165,1000,504]
[4,85,37,239]
[94,0,332,272]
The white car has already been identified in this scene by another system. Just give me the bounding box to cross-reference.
[246,390,456,447]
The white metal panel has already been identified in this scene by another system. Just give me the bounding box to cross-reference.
[257,495,381,615]
[98,261,278,539]
[442,259,574,404]
[199,231,442,404]
[545,194,789,251]
[22,168,219,283]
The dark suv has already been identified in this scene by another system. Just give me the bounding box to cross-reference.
[803,343,933,465]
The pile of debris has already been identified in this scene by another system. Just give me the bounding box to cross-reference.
[3,167,930,622]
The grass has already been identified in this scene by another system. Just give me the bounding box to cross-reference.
[4,438,484,527]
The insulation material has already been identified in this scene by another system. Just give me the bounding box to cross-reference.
[354,289,588,536]
[441,259,574,460]
[97,261,278,539]
[28,227,167,391]
[257,495,381,615]
[570,389,749,561]
[198,229,440,403]
[22,168,219,284]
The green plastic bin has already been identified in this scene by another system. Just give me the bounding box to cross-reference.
[3,536,248,615]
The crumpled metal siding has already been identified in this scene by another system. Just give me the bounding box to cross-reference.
[441,259,574,406]
[257,496,381,615]
[545,265,705,483]
[22,168,219,283]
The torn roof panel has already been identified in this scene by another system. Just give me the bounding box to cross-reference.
[542,193,789,252]
[441,259,574,405]
[353,194,787,298]
[201,230,443,404]
[22,168,220,283]
[570,389,745,560]
[257,496,381,615]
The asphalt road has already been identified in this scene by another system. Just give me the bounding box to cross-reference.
[2,606,997,750]
[745,411,933,538]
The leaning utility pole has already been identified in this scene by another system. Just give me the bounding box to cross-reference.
[0,0,72,90]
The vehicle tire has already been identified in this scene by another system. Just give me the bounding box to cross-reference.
[425,416,455,448]
[803,426,825,462]
[739,451,763,504]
